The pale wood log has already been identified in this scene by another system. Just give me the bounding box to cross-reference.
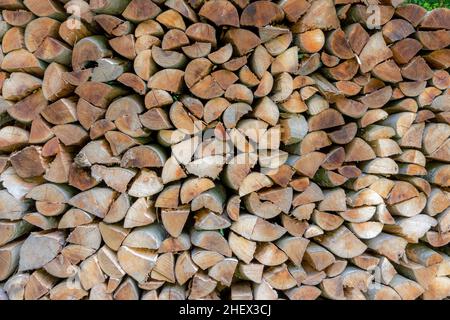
[0,240,23,281]
[366,233,408,263]
[118,246,157,284]
[67,223,102,250]
[175,251,198,285]
[4,273,29,300]
[19,231,65,271]
[113,277,139,300]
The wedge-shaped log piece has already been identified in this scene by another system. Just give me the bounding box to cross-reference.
[384,215,437,244]
[262,263,296,290]
[42,99,77,125]
[292,0,339,33]
[382,18,414,43]
[258,187,292,214]
[244,192,281,219]
[276,236,309,266]
[328,123,357,145]
[122,0,161,23]
[124,198,156,229]
[0,168,35,202]
[240,1,284,27]
[0,240,23,281]
[79,254,106,291]
[318,188,347,212]
[199,0,239,28]
[69,187,116,218]
[151,252,176,283]
[231,214,286,242]
[191,248,224,271]
[311,210,344,231]
[228,231,256,265]
[426,188,450,217]
[359,32,392,74]
[160,153,187,182]
[75,82,126,108]
[223,153,258,190]
[19,231,65,272]
[179,177,214,204]
[304,242,335,271]
[7,89,48,123]
[406,244,443,267]
[128,169,163,198]
[254,242,288,267]
[71,35,111,71]
[112,276,140,300]
[223,102,252,129]
[155,184,181,209]
[9,146,47,179]
[416,30,450,51]
[191,187,226,214]
[185,156,226,180]
[191,230,231,257]
[75,140,120,167]
[401,56,434,82]
[389,193,427,217]
[271,72,293,102]
[362,158,399,176]
[49,278,88,300]
[42,62,74,101]
[188,272,217,299]
[2,72,42,101]
[43,252,78,279]
[174,251,198,286]
[315,226,367,259]
[148,69,184,93]
[169,101,200,134]
[1,49,46,76]
[24,269,57,300]
[133,49,157,81]
[391,38,422,65]
[91,165,136,193]
[389,274,424,300]
[105,95,144,121]
[123,224,165,250]
[161,206,189,238]
[58,208,93,229]
[3,273,30,300]
[67,223,102,251]
[208,258,238,287]
[348,221,383,240]
[422,123,450,156]
[225,28,261,56]
[159,233,191,254]
[121,145,167,169]
[239,172,273,197]
[285,285,321,300]
[152,46,186,69]
[292,182,324,207]
[118,246,157,284]
[387,181,419,205]
[366,233,408,264]
[308,108,344,132]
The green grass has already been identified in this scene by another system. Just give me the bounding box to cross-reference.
[408,0,450,10]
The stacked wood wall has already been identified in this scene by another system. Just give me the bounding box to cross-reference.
[0,0,449,300]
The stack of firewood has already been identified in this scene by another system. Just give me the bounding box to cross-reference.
[0,0,449,300]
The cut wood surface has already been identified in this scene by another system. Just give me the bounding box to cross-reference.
[0,0,449,301]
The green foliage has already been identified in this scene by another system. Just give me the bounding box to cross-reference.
[408,0,450,10]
